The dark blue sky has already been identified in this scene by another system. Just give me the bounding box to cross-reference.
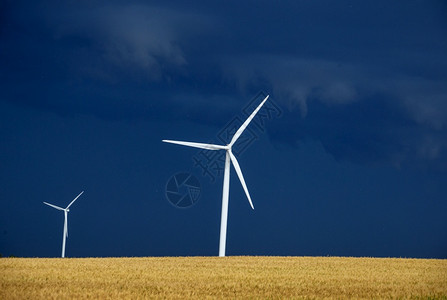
[1,0,446,258]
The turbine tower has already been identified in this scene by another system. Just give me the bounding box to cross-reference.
[163,95,269,256]
[43,191,84,258]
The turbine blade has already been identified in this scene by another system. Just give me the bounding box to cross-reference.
[230,95,269,146]
[228,150,254,209]
[43,202,64,211]
[162,140,226,150]
[66,191,84,209]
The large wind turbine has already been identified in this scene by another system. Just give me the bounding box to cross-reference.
[43,191,84,258]
[163,95,269,257]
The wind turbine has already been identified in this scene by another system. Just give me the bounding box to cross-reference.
[43,191,84,258]
[163,95,269,257]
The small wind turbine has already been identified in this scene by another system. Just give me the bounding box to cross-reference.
[163,95,269,257]
[43,191,84,258]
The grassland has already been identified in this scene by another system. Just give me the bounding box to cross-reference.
[1,256,446,299]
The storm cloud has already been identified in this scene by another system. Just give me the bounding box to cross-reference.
[1,0,447,169]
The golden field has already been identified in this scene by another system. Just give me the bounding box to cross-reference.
[1,256,446,299]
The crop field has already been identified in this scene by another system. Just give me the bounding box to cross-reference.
[1,256,446,299]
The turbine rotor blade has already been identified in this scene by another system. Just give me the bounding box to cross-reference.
[230,95,269,147]
[228,150,254,209]
[66,191,84,209]
[43,202,64,211]
[162,140,227,150]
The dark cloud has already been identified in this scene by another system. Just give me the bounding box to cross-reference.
[1,0,446,170]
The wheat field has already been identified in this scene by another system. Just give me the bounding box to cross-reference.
[1,256,446,299]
